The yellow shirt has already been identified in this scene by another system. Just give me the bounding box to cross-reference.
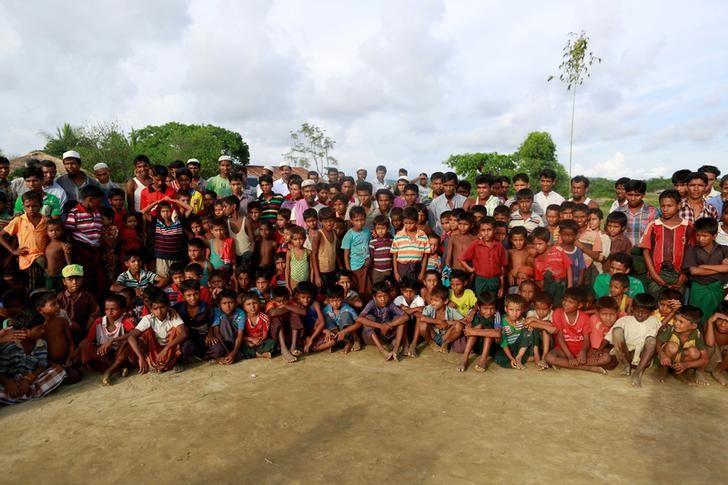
[449,289,477,317]
[3,214,48,269]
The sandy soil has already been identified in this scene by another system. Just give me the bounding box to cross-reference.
[2,349,728,484]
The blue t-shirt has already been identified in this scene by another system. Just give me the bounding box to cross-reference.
[212,307,246,332]
[563,247,586,284]
[341,227,371,271]
[323,303,358,330]
[360,299,403,324]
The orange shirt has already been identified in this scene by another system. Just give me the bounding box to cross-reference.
[3,214,48,269]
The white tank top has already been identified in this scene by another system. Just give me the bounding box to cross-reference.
[95,317,125,346]
[228,217,252,255]
[133,177,146,212]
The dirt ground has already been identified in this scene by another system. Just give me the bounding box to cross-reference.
[2,349,728,484]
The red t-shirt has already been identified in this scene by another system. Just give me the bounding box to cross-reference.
[459,239,507,278]
[140,185,176,213]
[588,313,612,349]
[244,312,270,341]
[551,308,591,356]
[534,246,571,282]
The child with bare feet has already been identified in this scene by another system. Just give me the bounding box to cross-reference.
[265,286,303,363]
[494,294,532,369]
[32,291,80,383]
[209,289,247,364]
[605,293,661,387]
[318,285,361,353]
[545,287,612,374]
[456,291,501,372]
[705,309,728,385]
[588,297,620,370]
[235,291,276,359]
[655,305,709,385]
[524,291,557,369]
[75,294,136,385]
[358,282,409,361]
[410,285,463,358]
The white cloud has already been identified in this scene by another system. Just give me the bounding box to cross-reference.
[0,0,727,180]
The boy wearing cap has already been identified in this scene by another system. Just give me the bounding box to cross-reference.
[57,264,100,343]
[206,156,234,197]
[56,150,101,204]
[186,158,207,192]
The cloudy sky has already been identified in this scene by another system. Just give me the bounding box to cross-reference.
[1,0,726,178]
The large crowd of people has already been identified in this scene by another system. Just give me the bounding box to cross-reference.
[0,150,727,404]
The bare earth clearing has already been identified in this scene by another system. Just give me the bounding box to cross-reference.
[2,349,727,484]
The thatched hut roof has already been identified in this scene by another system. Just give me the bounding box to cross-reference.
[9,151,66,174]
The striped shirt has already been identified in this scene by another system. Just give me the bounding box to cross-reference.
[679,198,719,224]
[508,211,544,234]
[369,236,393,272]
[615,203,658,246]
[638,218,692,270]
[154,218,185,260]
[115,268,159,289]
[65,203,103,247]
[391,229,431,264]
[258,193,285,221]
[500,317,525,347]
[0,339,48,377]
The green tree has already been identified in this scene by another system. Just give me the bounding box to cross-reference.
[548,31,602,177]
[445,152,517,184]
[283,123,337,174]
[42,122,84,157]
[515,131,570,194]
[133,122,249,177]
[75,122,134,178]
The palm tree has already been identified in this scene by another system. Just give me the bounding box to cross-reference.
[41,123,83,156]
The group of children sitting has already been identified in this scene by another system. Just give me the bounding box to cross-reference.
[1,157,728,405]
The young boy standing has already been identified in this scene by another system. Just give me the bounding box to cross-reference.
[0,192,48,289]
[368,215,394,285]
[508,189,544,234]
[311,207,339,289]
[459,217,507,298]
[639,189,692,298]
[57,264,99,343]
[682,217,728,326]
[391,207,431,282]
[341,206,371,298]
[531,227,572,306]
[64,185,106,297]
[445,212,477,272]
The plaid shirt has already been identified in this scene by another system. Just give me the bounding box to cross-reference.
[679,198,718,224]
[615,203,658,246]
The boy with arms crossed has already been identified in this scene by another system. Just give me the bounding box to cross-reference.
[655,306,709,385]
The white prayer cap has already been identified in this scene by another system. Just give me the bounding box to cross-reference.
[62,150,81,160]
[218,155,233,162]
[93,163,109,171]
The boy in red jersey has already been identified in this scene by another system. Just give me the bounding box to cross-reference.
[546,288,612,373]
[639,189,692,298]
[530,227,572,306]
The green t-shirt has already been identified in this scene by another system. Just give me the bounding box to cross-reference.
[593,272,644,299]
[205,175,232,197]
[14,192,61,217]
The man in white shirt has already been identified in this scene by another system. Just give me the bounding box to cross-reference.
[371,165,391,193]
[699,165,721,198]
[533,168,565,214]
[273,161,292,197]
